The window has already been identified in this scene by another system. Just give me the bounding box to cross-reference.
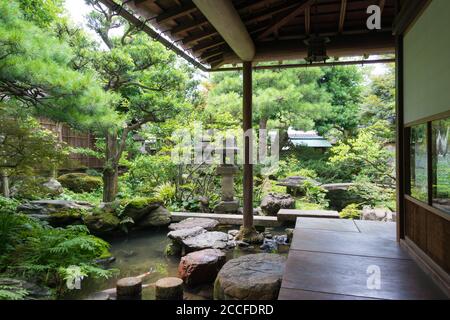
[432,117,450,213]
[410,124,428,202]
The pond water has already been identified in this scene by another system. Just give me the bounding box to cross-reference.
[63,226,288,300]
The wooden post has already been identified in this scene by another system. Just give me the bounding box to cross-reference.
[395,34,405,242]
[155,277,183,300]
[242,61,253,229]
[116,277,142,300]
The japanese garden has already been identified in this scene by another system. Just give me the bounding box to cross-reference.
[0,0,448,301]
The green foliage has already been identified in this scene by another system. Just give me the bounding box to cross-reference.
[154,182,176,206]
[123,154,176,196]
[0,282,28,300]
[302,181,329,207]
[0,209,115,295]
[206,66,332,149]
[339,203,361,219]
[58,188,103,206]
[349,176,396,210]
[316,66,363,137]
[0,1,119,130]
[18,0,63,28]
[0,111,68,177]
[329,126,395,185]
[58,173,102,193]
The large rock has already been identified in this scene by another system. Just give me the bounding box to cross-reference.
[41,178,63,196]
[168,227,233,253]
[169,218,219,231]
[137,206,171,227]
[260,193,295,216]
[83,212,120,234]
[121,197,163,222]
[178,249,226,286]
[214,200,240,214]
[323,184,363,211]
[277,176,321,196]
[58,173,102,193]
[17,200,93,226]
[362,207,396,222]
[183,231,231,252]
[214,253,286,300]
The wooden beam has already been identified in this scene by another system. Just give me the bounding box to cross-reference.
[98,0,207,71]
[171,18,209,35]
[222,32,395,65]
[257,0,314,40]
[156,2,197,24]
[209,58,395,72]
[191,39,226,53]
[244,0,301,25]
[193,0,255,61]
[393,0,431,35]
[338,0,347,33]
[242,61,253,229]
[305,6,310,35]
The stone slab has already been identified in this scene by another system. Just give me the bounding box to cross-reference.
[278,209,339,222]
[170,212,280,227]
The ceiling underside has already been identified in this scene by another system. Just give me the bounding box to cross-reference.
[112,0,398,68]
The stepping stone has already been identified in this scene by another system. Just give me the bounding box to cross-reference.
[214,253,286,300]
[178,249,226,286]
[169,218,219,231]
[182,231,231,252]
[167,226,206,242]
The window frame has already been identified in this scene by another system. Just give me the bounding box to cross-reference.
[405,111,450,214]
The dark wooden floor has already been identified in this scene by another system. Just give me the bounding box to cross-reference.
[278,218,447,300]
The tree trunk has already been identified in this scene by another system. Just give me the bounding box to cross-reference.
[1,170,10,198]
[103,132,119,202]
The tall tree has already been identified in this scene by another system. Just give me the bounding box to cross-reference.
[84,0,191,201]
[206,66,332,148]
[0,0,118,129]
[315,66,363,138]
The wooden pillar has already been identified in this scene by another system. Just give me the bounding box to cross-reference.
[116,277,142,300]
[395,34,405,242]
[155,277,183,300]
[242,61,253,229]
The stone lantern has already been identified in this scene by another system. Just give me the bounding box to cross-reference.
[214,142,239,214]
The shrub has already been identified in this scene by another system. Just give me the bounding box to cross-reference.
[339,203,361,219]
[58,173,102,193]
[0,211,116,296]
[302,181,329,207]
[123,155,177,196]
[154,182,176,206]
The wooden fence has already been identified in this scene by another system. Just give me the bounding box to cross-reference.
[38,118,104,170]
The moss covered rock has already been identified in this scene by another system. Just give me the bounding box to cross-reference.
[121,197,163,222]
[58,173,102,193]
[83,211,120,234]
[137,206,171,228]
[17,200,93,227]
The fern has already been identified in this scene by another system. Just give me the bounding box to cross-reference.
[0,286,28,300]
[0,211,116,297]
